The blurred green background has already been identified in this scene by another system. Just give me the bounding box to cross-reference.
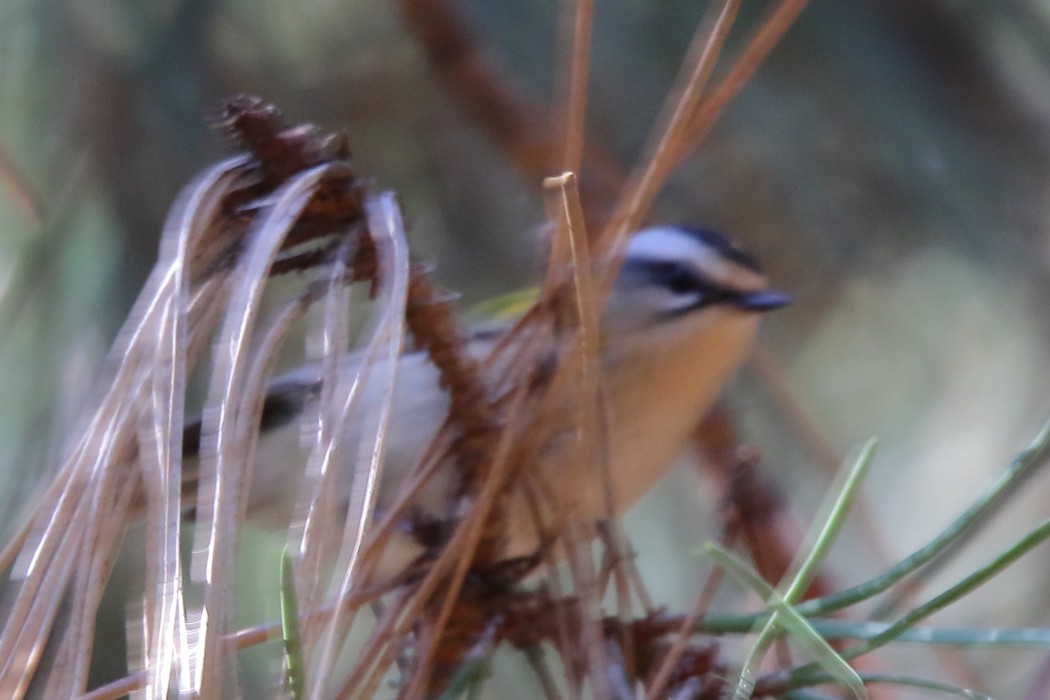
[4,0,1050,697]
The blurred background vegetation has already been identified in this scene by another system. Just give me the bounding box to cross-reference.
[5,0,1050,697]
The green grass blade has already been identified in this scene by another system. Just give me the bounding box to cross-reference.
[704,439,877,700]
[779,512,1050,691]
[280,545,306,700]
[702,544,866,700]
[693,612,1050,646]
[797,418,1050,618]
[781,672,991,699]
[786,439,877,597]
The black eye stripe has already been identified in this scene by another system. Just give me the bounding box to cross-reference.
[652,262,714,295]
[620,259,737,308]
[622,260,711,292]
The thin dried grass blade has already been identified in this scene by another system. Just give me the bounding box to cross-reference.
[236,279,336,536]
[306,193,409,698]
[292,239,355,620]
[42,470,137,698]
[293,244,361,647]
[0,398,120,691]
[0,137,44,226]
[681,0,810,164]
[599,0,739,256]
[557,0,594,174]
[79,669,146,700]
[403,373,538,699]
[550,172,642,692]
[0,381,141,697]
[344,366,531,698]
[130,152,244,700]
[1,388,142,696]
[190,163,342,698]
[0,498,84,697]
[0,158,247,698]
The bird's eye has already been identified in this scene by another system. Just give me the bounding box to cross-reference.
[665,266,700,295]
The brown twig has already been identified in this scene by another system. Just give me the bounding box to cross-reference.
[404,265,498,494]
[398,0,625,226]
[218,95,366,246]
[678,0,812,166]
[0,138,44,226]
[556,0,594,175]
[645,519,736,700]
[750,347,894,569]
[598,0,741,256]
[696,405,838,600]
[219,94,351,184]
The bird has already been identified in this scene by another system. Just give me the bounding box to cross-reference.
[182,224,790,583]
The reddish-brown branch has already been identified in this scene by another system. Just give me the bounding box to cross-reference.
[696,405,837,601]
[397,0,624,227]
[0,138,45,226]
[218,96,366,240]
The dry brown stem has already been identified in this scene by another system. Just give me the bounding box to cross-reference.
[0,137,44,226]
[398,0,625,226]
[697,406,838,602]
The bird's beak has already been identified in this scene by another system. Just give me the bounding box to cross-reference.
[734,289,792,312]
